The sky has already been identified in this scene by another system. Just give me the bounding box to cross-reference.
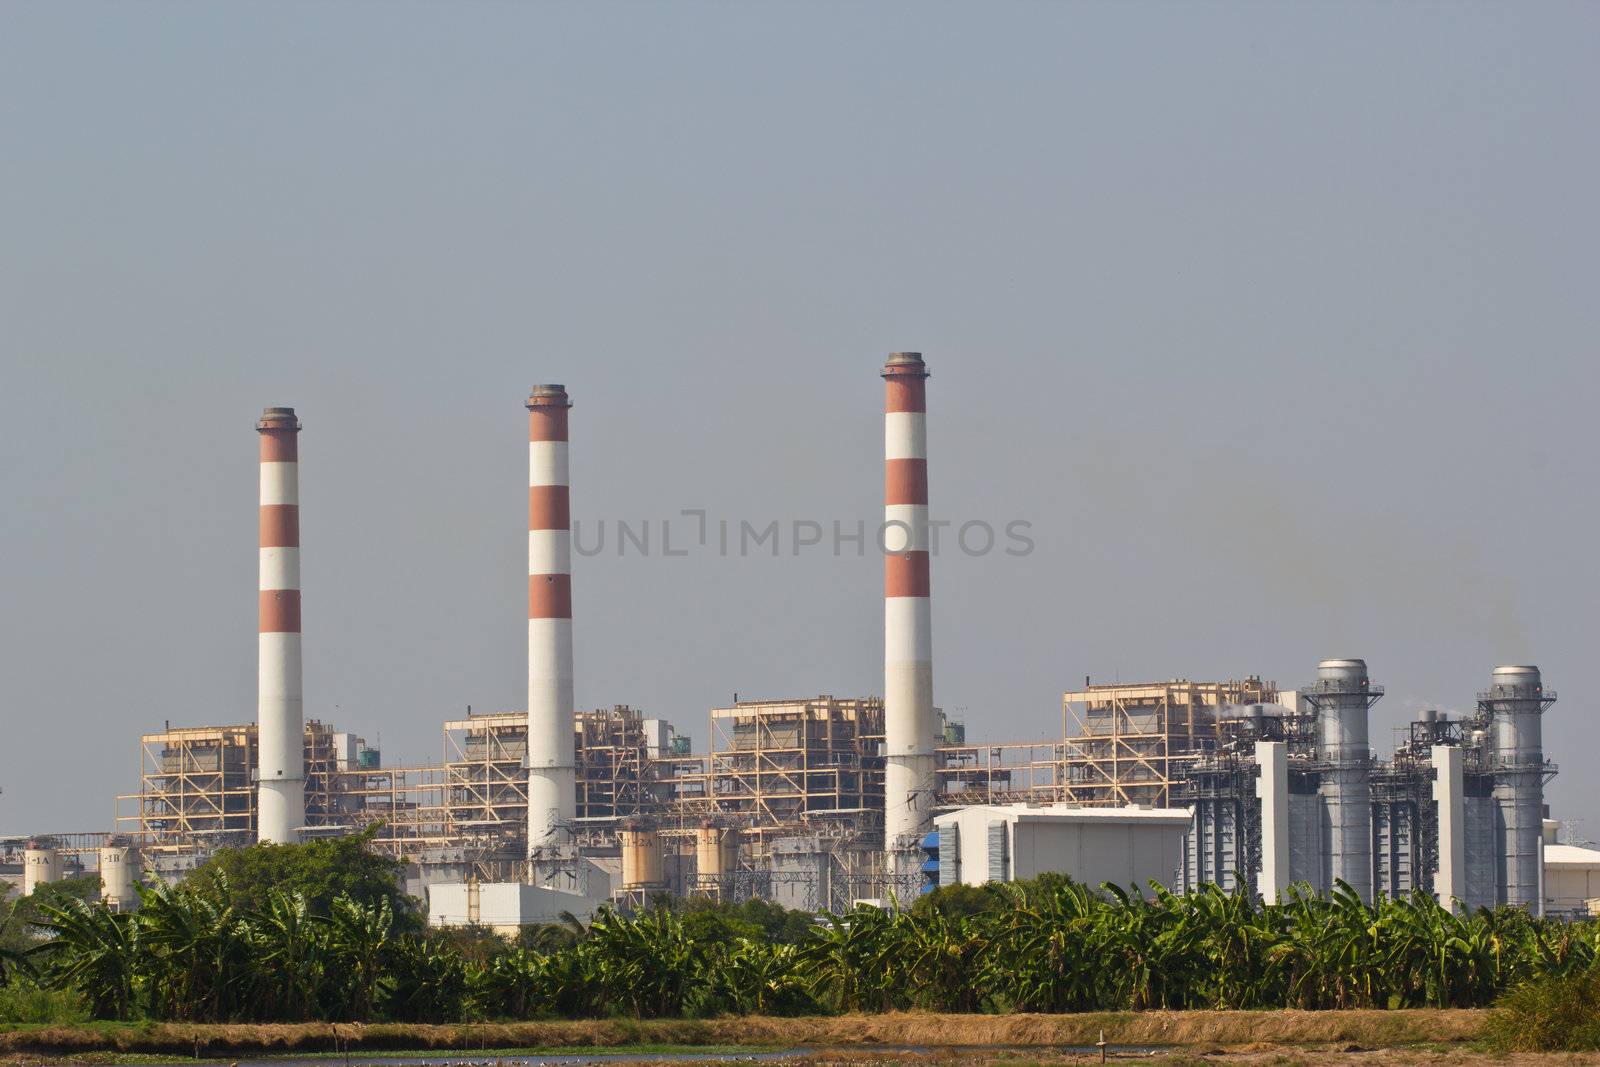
[1,2,1596,837]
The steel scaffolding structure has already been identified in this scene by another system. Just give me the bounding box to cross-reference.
[1060,678,1278,806]
[116,721,361,852]
[112,677,1281,874]
[670,697,886,850]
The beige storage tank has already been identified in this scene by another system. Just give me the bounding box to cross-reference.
[619,821,665,890]
[694,821,740,893]
[98,836,140,911]
[22,837,61,897]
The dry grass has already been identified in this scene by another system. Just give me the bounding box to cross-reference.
[0,1010,1488,1059]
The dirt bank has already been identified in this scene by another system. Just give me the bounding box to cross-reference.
[0,1009,1488,1059]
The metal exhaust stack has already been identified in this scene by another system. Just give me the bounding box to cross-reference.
[257,407,304,844]
[882,352,934,879]
[1485,665,1554,913]
[526,385,576,864]
[1305,658,1380,900]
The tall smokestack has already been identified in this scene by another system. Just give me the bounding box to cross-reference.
[882,353,934,871]
[526,385,575,859]
[1308,658,1378,900]
[1486,664,1552,913]
[257,407,304,844]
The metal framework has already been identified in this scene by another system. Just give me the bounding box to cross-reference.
[935,740,1063,806]
[1060,678,1278,806]
[674,697,886,849]
[116,721,357,851]
[108,677,1283,879]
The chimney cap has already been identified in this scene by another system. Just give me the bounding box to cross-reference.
[256,407,300,432]
[526,384,573,409]
[882,352,930,379]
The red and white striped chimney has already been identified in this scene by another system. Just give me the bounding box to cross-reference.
[882,353,934,863]
[256,407,304,844]
[526,385,576,859]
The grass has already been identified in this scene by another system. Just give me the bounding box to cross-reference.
[289,1043,771,1058]
[1481,967,1600,1053]
[0,1010,1486,1060]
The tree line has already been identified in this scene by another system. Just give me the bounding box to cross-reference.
[7,865,1600,1023]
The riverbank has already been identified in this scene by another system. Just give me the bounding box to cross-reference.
[0,1009,1487,1060]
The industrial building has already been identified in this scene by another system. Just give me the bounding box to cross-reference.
[1176,660,1559,915]
[9,358,1581,923]
[932,805,1192,889]
[90,656,1566,918]
[1543,819,1600,918]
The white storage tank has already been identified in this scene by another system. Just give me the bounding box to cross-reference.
[98,836,140,911]
[22,836,61,897]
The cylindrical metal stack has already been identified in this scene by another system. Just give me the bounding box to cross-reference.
[526,385,576,859]
[882,352,935,866]
[1487,664,1551,912]
[22,837,60,897]
[1310,658,1376,900]
[256,407,304,844]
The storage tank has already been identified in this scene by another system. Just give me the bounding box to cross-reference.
[619,821,665,891]
[694,821,740,896]
[1305,659,1380,900]
[22,836,61,897]
[98,836,139,911]
[1485,665,1553,913]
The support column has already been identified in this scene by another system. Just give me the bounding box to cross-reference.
[1255,740,1289,902]
[1432,744,1465,911]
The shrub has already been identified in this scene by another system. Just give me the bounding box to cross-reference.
[0,979,90,1025]
[1483,967,1600,1052]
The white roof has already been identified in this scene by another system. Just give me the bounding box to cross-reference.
[936,803,1193,826]
[1545,843,1600,867]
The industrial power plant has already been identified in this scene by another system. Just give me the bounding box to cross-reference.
[3,355,1590,927]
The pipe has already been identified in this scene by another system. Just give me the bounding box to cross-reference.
[526,385,575,858]
[257,407,304,843]
[882,352,934,869]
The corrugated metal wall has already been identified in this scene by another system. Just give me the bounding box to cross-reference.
[938,824,960,887]
[1464,796,1498,910]
[1289,792,1325,891]
[986,820,1008,882]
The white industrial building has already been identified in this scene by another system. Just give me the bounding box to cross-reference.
[1542,817,1600,917]
[427,882,611,934]
[932,804,1192,889]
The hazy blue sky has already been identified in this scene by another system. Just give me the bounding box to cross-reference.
[2,3,1596,837]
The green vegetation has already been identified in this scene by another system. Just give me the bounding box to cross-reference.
[2,874,101,958]
[1483,965,1600,1052]
[6,845,1600,1035]
[184,826,420,931]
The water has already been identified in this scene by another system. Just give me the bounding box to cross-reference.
[146,1052,812,1067]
